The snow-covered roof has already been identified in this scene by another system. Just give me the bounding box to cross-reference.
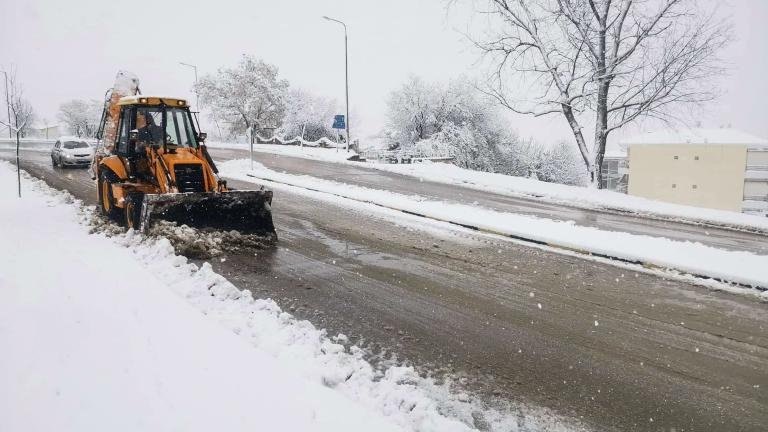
[621,128,768,148]
[604,143,626,159]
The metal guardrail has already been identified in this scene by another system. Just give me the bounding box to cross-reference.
[359,149,454,164]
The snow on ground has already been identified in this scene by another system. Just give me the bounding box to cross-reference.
[218,143,768,232]
[0,161,581,432]
[207,140,357,163]
[219,158,768,296]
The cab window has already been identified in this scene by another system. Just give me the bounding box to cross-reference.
[116,108,131,155]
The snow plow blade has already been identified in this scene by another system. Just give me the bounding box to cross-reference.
[139,190,276,236]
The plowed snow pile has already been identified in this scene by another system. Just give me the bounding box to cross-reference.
[88,216,276,259]
[0,161,584,432]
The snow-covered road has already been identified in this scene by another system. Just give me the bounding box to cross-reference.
[0,163,577,431]
[219,158,768,294]
[3,148,768,432]
[0,164,395,431]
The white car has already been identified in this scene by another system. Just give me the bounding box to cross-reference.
[51,137,95,168]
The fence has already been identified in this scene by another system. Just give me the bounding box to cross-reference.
[358,149,455,164]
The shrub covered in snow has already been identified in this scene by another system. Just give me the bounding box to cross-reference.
[385,76,585,186]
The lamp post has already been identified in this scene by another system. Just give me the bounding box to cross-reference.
[179,62,199,109]
[1,70,11,139]
[322,15,350,152]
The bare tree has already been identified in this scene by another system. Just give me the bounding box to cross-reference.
[0,69,35,196]
[472,0,731,187]
[1,70,35,138]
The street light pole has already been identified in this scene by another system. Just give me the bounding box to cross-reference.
[1,70,11,139]
[322,16,350,152]
[179,62,199,109]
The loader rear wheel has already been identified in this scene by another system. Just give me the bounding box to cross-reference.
[98,170,121,221]
[124,193,144,231]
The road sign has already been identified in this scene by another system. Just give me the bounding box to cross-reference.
[332,115,345,130]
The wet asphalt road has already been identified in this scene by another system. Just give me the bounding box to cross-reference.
[209,147,768,255]
[4,148,767,432]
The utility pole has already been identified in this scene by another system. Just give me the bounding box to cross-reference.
[179,62,199,109]
[1,70,11,139]
[322,16,350,152]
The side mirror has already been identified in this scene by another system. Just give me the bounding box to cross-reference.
[198,132,207,142]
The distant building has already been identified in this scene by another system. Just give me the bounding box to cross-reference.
[27,123,61,139]
[622,128,768,215]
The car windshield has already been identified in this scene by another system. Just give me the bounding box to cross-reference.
[63,141,89,149]
[136,106,198,148]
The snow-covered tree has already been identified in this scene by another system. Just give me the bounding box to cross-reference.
[385,75,515,172]
[385,75,584,185]
[58,99,102,138]
[385,76,437,146]
[494,139,586,185]
[474,0,731,188]
[537,141,587,186]
[280,89,338,142]
[196,55,289,139]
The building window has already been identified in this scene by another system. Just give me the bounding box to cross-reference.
[692,184,698,189]
[694,156,700,161]
[672,184,677,188]
[600,159,621,190]
[674,156,679,160]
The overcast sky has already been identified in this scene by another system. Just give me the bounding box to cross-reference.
[1,0,766,144]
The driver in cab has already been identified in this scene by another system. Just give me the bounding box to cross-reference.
[136,111,163,146]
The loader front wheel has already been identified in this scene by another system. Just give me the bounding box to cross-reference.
[98,170,121,221]
[124,193,144,231]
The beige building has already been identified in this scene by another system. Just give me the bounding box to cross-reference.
[623,129,768,215]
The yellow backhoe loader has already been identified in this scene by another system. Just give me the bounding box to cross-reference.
[92,71,275,236]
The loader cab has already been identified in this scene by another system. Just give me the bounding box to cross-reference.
[114,96,201,157]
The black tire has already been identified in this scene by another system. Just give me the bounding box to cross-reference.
[51,156,57,167]
[98,169,121,221]
[124,193,144,231]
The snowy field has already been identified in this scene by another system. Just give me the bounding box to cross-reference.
[219,159,768,297]
[215,143,768,232]
[0,161,580,432]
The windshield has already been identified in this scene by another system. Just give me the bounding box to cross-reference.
[63,141,89,149]
[136,106,198,148]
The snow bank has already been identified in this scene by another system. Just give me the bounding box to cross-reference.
[352,162,768,231]
[221,143,768,232]
[219,159,768,295]
[0,165,396,432]
[0,162,581,432]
